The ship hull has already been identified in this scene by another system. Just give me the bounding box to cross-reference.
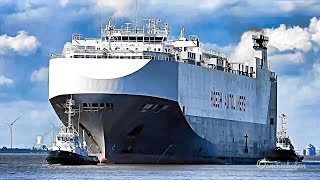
[46,150,99,165]
[50,93,270,164]
[49,58,277,164]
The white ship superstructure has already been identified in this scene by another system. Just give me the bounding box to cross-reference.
[49,17,277,164]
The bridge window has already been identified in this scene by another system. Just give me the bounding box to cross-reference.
[137,36,143,42]
[85,55,96,58]
[76,46,85,50]
[144,37,150,42]
[74,55,84,58]
[86,46,95,50]
[155,37,163,42]
[129,36,136,42]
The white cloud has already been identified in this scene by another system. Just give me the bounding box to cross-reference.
[0,31,40,55]
[266,24,312,52]
[269,52,304,66]
[59,0,69,7]
[62,42,72,55]
[0,75,13,86]
[198,0,234,11]
[276,1,296,12]
[91,0,134,17]
[31,67,48,82]
[230,17,320,65]
[309,17,320,44]
[276,0,317,13]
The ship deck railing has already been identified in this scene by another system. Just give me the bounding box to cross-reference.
[101,28,168,37]
[202,49,227,59]
[50,54,64,59]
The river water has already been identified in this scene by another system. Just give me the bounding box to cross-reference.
[0,154,319,179]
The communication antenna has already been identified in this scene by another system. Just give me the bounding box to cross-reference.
[6,116,21,149]
[101,11,104,39]
[135,0,139,30]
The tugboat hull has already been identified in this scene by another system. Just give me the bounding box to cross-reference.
[266,149,304,162]
[46,150,99,165]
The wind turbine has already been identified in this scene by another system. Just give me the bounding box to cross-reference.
[6,117,21,149]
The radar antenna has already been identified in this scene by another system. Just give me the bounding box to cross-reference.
[252,34,269,50]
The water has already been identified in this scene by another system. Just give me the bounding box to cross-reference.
[0,154,320,179]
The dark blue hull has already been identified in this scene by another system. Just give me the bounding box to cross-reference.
[46,150,99,165]
[50,94,269,164]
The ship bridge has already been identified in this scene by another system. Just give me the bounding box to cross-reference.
[101,18,169,43]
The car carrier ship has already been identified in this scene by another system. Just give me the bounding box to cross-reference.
[48,17,277,164]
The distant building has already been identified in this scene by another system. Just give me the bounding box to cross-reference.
[304,144,316,156]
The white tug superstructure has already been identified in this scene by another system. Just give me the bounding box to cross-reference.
[46,97,99,165]
[49,16,277,164]
[51,98,87,155]
[276,114,293,151]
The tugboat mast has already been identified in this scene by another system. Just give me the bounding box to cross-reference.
[278,113,287,139]
[66,96,76,128]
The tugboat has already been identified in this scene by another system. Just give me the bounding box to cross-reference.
[265,114,304,162]
[46,97,99,165]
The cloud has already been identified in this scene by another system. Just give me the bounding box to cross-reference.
[276,0,317,13]
[91,0,134,17]
[31,67,48,82]
[276,1,296,12]
[309,17,320,44]
[62,42,72,55]
[59,0,69,7]
[0,31,40,56]
[268,52,304,68]
[266,24,312,52]
[230,17,320,65]
[0,75,13,86]
[278,63,320,149]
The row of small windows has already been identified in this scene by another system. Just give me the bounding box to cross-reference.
[82,103,114,111]
[75,47,168,53]
[103,36,166,43]
[73,55,151,59]
[57,136,76,142]
[72,54,174,61]
[151,56,173,61]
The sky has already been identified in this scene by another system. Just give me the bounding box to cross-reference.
[0,0,320,150]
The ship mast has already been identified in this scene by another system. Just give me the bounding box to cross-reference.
[65,95,76,128]
[278,113,287,138]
